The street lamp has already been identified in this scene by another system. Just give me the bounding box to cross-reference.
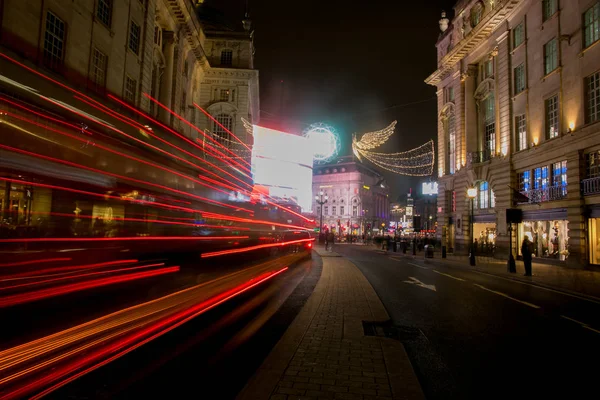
[315,191,328,244]
[467,187,477,266]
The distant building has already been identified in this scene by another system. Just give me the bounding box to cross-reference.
[312,156,390,236]
[426,0,600,267]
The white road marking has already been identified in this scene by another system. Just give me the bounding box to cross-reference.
[473,284,541,309]
[433,270,465,281]
[407,262,429,270]
[403,276,437,291]
[561,315,600,334]
[471,270,600,305]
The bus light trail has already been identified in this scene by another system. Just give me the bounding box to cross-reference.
[0,258,71,268]
[201,238,315,258]
[0,260,139,280]
[0,236,248,244]
[193,103,252,152]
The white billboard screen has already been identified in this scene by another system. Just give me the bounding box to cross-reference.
[422,182,439,196]
[251,126,313,211]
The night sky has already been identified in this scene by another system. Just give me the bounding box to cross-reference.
[202,0,456,200]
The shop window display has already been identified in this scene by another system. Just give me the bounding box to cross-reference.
[518,220,569,260]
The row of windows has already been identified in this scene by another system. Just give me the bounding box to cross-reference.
[518,161,567,193]
[318,206,359,217]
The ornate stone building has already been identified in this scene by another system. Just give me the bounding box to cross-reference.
[427,0,600,267]
[312,157,390,236]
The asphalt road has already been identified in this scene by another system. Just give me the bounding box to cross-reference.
[334,244,600,400]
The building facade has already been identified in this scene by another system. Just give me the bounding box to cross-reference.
[312,157,390,236]
[427,0,600,267]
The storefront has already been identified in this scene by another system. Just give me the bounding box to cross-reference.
[587,206,600,265]
[518,209,569,261]
[473,213,496,255]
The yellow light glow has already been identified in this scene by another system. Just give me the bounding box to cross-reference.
[569,121,575,130]
[533,137,539,145]
[467,187,477,198]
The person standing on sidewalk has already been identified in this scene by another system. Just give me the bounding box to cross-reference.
[327,231,335,252]
[522,236,533,276]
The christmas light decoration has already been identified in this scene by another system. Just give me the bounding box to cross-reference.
[352,121,435,176]
[303,123,340,164]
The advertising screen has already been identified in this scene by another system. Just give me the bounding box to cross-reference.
[251,126,314,211]
[422,182,439,196]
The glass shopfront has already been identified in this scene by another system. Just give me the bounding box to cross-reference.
[518,220,569,261]
[473,222,496,254]
[588,218,600,265]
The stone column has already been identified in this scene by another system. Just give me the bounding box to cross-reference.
[158,31,176,123]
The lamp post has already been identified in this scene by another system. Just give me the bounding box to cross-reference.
[467,187,477,266]
[315,191,328,244]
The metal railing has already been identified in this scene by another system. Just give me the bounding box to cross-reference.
[582,177,600,195]
[519,185,567,203]
[466,150,493,166]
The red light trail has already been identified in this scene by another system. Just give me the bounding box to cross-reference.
[201,238,314,258]
[193,103,252,152]
[0,236,247,244]
[0,259,139,280]
[0,258,71,268]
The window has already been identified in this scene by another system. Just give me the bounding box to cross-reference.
[447,114,456,174]
[43,11,65,70]
[519,171,531,192]
[220,89,230,102]
[153,25,162,47]
[545,95,559,139]
[479,181,489,209]
[586,71,600,124]
[513,22,524,48]
[332,206,336,215]
[534,166,549,190]
[213,114,233,147]
[516,115,527,151]
[542,0,557,22]
[544,38,558,75]
[552,161,567,195]
[584,2,600,48]
[96,0,113,27]
[587,151,600,178]
[90,48,107,91]
[471,3,483,27]
[220,50,233,66]
[514,63,526,94]
[324,206,328,215]
[340,206,344,215]
[125,76,136,103]
[444,86,454,103]
[482,94,495,153]
[481,59,493,81]
[129,21,140,54]
[352,206,358,217]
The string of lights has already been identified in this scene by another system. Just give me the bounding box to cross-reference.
[352,122,435,176]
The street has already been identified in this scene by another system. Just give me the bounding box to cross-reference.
[334,244,599,400]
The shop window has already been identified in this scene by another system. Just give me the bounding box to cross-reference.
[519,170,531,192]
[589,218,600,264]
[519,220,569,260]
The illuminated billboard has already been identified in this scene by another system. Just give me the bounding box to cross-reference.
[251,126,314,211]
[422,182,439,196]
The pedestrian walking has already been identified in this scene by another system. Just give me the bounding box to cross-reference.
[521,236,533,276]
[327,231,335,252]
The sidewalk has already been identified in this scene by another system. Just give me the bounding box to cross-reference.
[237,246,424,400]
[378,246,600,300]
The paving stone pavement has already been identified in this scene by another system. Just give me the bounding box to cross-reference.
[236,246,424,400]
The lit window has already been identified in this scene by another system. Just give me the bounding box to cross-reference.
[91,48,107,91]
[479,181,489,209]
[97,0,113,27]
[482,94,495,153]
[542,0,557,22]
[352,206,357,216]
[584,2,600,48]
[514,63,526,94]
[534,166,549,190]
[43,11,65,70]
[585,71,600,124]
[519,171,531,192]
[545,95,559,139]
[129,20,140,54]
[516,115,527,151]
[447,114,456,174]
[552,161,567,195]
[513,22,524,48]
[213,114,233,147]
[544,38,558,75]
[586,151,600,179]
[220,89,230,102]
[220,50,233,66]
[125,76,136,103]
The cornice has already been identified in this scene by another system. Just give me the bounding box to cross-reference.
[165,0,207,64]
[206,68,258,79]
[425,0,521,86]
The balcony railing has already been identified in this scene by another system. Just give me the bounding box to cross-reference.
[582,177,600,195]
[519,185,567,204]
[466,150,493,166]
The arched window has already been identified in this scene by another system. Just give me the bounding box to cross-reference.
[447,113,456,174]
[213,114,232,147]
[220,50,233,66]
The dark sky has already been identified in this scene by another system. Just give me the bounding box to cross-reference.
[202,0,456,200]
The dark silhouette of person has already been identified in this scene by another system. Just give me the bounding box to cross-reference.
[327,231,335,251]
[522,236,533,276]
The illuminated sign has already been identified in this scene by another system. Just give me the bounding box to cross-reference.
[406,207,413,217]
[422,182,439,196]
[251,126,314,211]
[363,185,370,190]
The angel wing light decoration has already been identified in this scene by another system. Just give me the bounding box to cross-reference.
[352,121,435,176]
